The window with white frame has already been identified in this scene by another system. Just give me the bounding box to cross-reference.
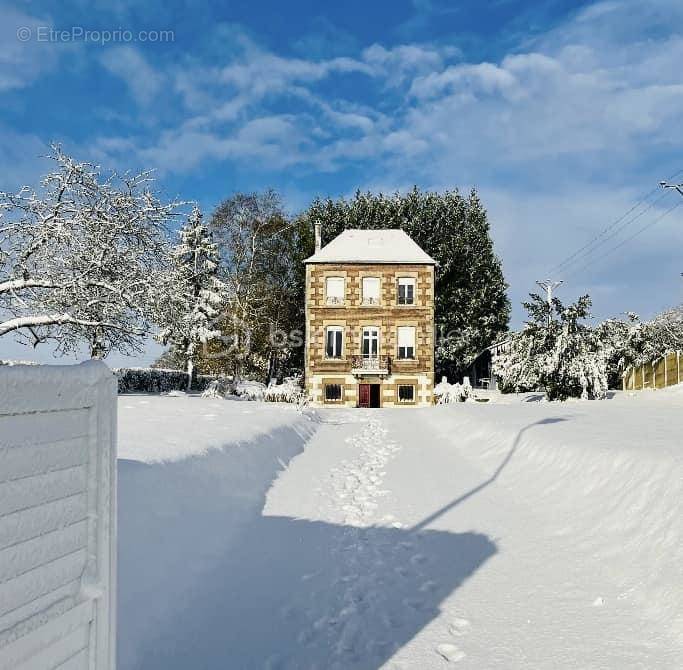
[397,326,415,359]
[397,277,416,305]
[325,384,343,402]
[362,277,380,305]
[326,276,345,305]
[325,326,343,358]
[362,326,379,358]
[398,384,415,402]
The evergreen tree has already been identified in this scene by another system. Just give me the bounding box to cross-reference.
[157,207,225,390]
[494,293,608,400]
[296,187,510,375]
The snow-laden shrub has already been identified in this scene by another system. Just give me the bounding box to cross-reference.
[494,294,608,401]
[200,376,304,403]
[434,376,473,403]
[0,359,39,366]
[201,376,232,398]
[115,367,217,394]
[612,307,683,371]
[232,379,267,400]
[263,376,306,404]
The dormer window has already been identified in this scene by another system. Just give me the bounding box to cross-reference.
[326,277,345,305]
[398,277,415,305]
[362,277,380,305]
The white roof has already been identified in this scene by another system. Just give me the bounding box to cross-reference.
[305,229,435,265]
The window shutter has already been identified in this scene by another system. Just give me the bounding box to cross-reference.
[326,277,344,300]
[398,326,415,348]
[362,277,380,303]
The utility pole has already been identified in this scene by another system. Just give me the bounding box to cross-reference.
[660,180,683,197]
[536,279,563,326]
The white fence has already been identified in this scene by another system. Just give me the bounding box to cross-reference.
[0,362,116,670]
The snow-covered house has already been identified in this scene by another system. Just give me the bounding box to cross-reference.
[304,227,436,407]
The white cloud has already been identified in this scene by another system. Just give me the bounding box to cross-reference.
[75,0,683,324]
[0,6,56,91]
[100,46,163,106]
[362,43,460,87]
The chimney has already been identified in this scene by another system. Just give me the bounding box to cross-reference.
[314,221,322,252]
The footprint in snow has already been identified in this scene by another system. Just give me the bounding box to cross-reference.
[436,643,465,663]
[448,618,471,636]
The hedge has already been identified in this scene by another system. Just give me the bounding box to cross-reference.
[113,367,218,394]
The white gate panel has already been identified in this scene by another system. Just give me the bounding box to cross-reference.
[0,362,116,670]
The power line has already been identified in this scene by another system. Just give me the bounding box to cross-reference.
[548,169,683,276]
[553,191,669,275]
[550,190,669,276]
[563,200,682,282]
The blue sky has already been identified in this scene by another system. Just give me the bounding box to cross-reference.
[2,0,683,365]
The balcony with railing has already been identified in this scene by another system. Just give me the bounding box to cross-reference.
[351,355,391,376]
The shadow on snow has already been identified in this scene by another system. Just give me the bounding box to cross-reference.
[117,419,496,670]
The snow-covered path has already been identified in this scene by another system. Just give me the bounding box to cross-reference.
[263,408,678,669]
[117,394,682,669]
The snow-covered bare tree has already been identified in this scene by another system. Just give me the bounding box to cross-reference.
[494,293,608,400]
[157,207,225,390]
[208,191,304,380]
[0,146,180,357]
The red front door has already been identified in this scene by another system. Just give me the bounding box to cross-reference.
[358,384,370,408]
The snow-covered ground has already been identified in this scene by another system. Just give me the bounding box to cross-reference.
[117,390,682,669]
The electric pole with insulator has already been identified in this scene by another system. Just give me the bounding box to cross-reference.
[660,180,683,197]
[536,279,563,327]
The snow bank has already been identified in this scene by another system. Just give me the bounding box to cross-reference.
[428,391,683,641]
[116,396,318,669]
[118,394,307,463]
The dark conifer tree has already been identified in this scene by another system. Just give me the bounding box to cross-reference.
[296,187,510,376]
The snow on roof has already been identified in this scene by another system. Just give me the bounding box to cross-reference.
[305,229,435,265]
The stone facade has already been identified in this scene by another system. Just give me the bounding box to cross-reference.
[304,262,435,407]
